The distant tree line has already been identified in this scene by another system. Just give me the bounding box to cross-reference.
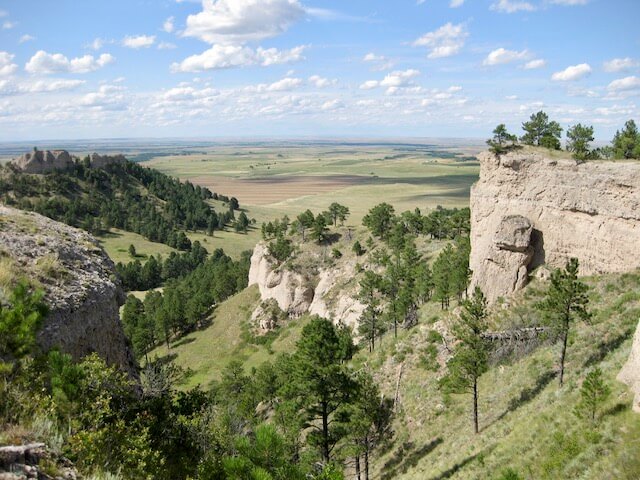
[488,113,640,162]
[121,248,250,359]
[0,158,241,249]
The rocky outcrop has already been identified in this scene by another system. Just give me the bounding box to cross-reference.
[0,205,136,376]
[0,443,78,479]
[248,243,365,329]
[617,321,640,413]
[470,150,640,303]
[11,150,74,174]
[9,150,126,174]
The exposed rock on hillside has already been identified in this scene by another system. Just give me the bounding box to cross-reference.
[248,242,365,329]
[0,205,136,376]
[9,149,125,174]
[470,151,640,303]
[0,443,78,479]
[617,321,640,413]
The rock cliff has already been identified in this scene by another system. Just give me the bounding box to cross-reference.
[617,321,640,413]
[0,205,137,376]
[9,150,126,174]
[470,150,640,303]
[248,242,365,329]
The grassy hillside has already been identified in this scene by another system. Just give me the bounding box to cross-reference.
[158,263,640,479]
[363,271,640,480]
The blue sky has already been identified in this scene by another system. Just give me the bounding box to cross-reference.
[0,0,638,141]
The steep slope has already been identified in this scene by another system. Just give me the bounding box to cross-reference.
[0,205,136,375]
[470,150,640,303]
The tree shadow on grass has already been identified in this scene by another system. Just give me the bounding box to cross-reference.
[381,437,443,480]
[428,451,483,480]
[488,369,557,428]
[583,329,634,368]
[171,337,196,349]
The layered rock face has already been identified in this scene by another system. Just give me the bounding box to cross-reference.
[248,242,364,329]
[10,150,126,174]
[0,205,136,376]
[470,151,640,303]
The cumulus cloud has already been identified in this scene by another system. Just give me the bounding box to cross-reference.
[603,57,639,73]
[551,63,591,81]
[88,38,104,50]
[2,21,15,30]
[362,52,394,71]
[19,34,35,43]
[450,0,465,7]
[123,35,156,49]
[171,44,305,72]
[608,76,640,92]
[184,0,305,45]
[81,84,128,110]
[163,16,175,33]
[490,0,535,13]
[0,78,85,96]
[0,52,18,76]
[523,59,546,69]
[158,42,177,50]
[549,0,588,5]
[25,51,114,74]
[483,48,529,66]
[413,22,468,58]
[308,75,336,88]
[360,69,420,92]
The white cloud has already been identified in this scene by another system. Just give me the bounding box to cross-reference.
[523,59,546,69]
[321,99,343,111]
[360,69,420,90]
[483,47,529,66]
[123,35,156,49]
[308,75,336,88]
[88,38,104,50]
[363,53,384,62]
[603,57,639,73]
[413,22,468,59]
[81,84,128,110]
[490,0,536,13]
[0,78,85,95]
[450,0,465,7]
[184,0,305,45]
[549,0,588,5]
[265,77,303,92]
[608,76,640,92]
[158,42,177,50]
[25,51,115,74]
[0,52,18,76]
[551,63,591,81]
[171,44,305,72]
[19,34,35,43]
[163,16,175,33]
[0,10,7,18]
[2,21,16,29]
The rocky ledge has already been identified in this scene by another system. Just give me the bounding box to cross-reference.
[0,205,136,376]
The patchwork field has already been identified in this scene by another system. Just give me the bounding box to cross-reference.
[143,142,482,226]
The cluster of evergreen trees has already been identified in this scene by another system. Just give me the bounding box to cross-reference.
[116,241,209,291]
[2,284,390,480]
[488,112,640,162]
[121,249,250,359]
[357,204,471,352]
[0,159,239,249]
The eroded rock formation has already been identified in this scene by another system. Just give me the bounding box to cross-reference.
[0,205,136,376]
[9,150,126,174]
[470,150,640,303]
[617,321,640,413]
[248,242,364,329]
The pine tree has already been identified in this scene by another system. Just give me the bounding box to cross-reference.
[566,123,595,161]
[536,258,590,387]
[521,111,563,150]
[574,367,611,423]
[440,287,489,434]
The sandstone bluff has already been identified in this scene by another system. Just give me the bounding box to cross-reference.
[470,150,640,303]
[0,205,136,376]
[10,149,126,174]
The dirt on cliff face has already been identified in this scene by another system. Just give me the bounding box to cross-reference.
[0,205,137,376]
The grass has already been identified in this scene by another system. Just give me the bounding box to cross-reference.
[361,271,640,480]
[147,285,311,390]
[96,228,176,264]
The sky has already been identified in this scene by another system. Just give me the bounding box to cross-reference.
[0,0,638,141]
